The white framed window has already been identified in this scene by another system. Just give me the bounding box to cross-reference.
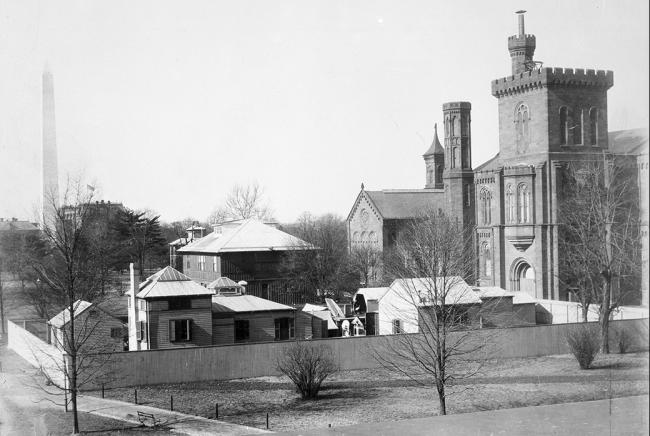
[198,256,205,271]
[518,183,530,223]
[212,256,218,272]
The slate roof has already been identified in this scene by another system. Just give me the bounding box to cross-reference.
[178,219,313,254]
[475,153,500,172]
[49,300,93,328]
[389,277,482,305]
[134,266,214,298]
[608,128,649,155]
[211,294,295,313]
[423,124,444,156]
[365,190,444,219]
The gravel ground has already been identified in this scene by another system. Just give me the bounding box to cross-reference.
[89,352,649,433]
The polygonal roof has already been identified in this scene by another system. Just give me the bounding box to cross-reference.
[178,219,314,254]
[134,266,214,298]
[423,124,444,156]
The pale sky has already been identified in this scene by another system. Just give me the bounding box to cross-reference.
[1,0,648,224]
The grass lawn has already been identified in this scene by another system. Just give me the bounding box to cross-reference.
[16,409,171,435]
[88,351,649,433]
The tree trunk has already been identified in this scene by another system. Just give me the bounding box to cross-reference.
[437,384,446,415]
[0,281,5,335]
[581,304,589,323]
[71,353,79,434]
[600,274,612,354]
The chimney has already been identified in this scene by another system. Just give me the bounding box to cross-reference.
[128,263,140,351]
[517,10,525,36]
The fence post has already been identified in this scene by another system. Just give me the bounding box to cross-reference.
[215,403,219,420]
[101,383,105,399]
[266,412,269,430]
[134,389,138,405]
[170,395,173,411]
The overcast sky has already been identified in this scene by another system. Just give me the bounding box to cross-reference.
[1,0,648,224]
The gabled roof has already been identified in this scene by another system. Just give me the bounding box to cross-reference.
[608,128,648,155]
[211,294,295,313]
[475,153,500,172]
[389,277,481,305]
[134,266,214,298]
[178,219,313,254]
[364,190,444,219]
[423,124,444,156]
[49,300,94,328]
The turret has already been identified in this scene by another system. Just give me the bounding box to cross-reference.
[443,102,472,172]
[423,123,444,189]
[508,11,536,75]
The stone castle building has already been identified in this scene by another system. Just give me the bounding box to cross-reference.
[347,12,648,305]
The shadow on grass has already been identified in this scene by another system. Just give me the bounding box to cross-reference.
[590,361,637,370]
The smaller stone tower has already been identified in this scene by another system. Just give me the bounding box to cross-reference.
[508,11,536,75]
[442,102,475,229]
[423,123,444,189]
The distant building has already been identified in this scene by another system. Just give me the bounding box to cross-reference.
[168,224,206,272]
[347,12,648,306]
[0,218,40,234]
[178,219,315,305]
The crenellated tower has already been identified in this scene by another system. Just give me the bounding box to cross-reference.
[508,11,536,75]
[423,123,444,189]
[442,102,475,229]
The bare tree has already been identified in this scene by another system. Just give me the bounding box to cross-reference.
[372,208,491,415]
[208,182,274,223]
[29,180,120,434]
[349,244,383,287]
[558,158,642,353]
[281,213,357,300]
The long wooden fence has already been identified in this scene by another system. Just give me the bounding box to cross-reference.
[7,318,648,390]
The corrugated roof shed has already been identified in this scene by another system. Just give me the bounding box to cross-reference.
[135,266,214,298]
[178,219,314,254]
[212,294,295,313]
[365,190,444,219]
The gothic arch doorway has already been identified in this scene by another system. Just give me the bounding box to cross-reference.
[512,259,536,297]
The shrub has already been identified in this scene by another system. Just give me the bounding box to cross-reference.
[566,324,600,369]
[276,341,338,400]
[616,328,633,354]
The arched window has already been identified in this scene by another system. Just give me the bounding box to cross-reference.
[368,231,377,244]
[518,183,530,223]
[515,103,530,151]
[573,109,583,145]
[427,167,433,185]
[559,107,568,145]
[481,242,492,277]
[450,116,456,137]
[506,185,515,223]
[589,108,598,146]
[480,188,491,225]
[352,232,359,243]
[360,231,367,244]
[453,116,460,137]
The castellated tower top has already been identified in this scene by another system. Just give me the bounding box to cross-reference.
[508,11,536,75]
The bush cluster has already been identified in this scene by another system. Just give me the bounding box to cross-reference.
[566,324,600,369]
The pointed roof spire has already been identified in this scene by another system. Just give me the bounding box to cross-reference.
[423,123,444,156]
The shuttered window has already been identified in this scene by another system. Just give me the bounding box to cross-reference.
[169,319,192,342]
